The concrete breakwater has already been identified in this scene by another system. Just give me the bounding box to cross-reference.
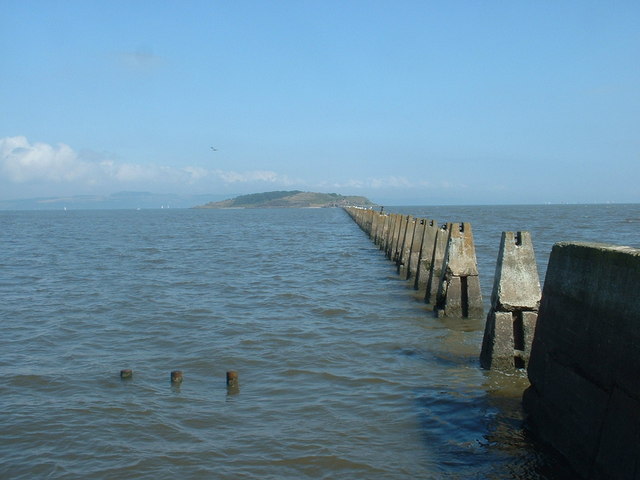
[344,207,485,320]
[345,206,640,479]
[523,242,640,479]
[480,231,541,371]
[344,206,540,372]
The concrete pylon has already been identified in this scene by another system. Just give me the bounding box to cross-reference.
[480,231,541,370]
[376,214,389,248]
[369,210,380,240]
[423,222,448,304]
[398,217,416,279]
[434,222,483,318]
[392,215,410,264]
[384,214,399,259]
[414,219,438,296]
[373,213,388,247]
[407,219,426,282]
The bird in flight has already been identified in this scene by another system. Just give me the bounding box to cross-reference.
[210,147,218,151]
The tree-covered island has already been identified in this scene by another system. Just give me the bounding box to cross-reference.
[193,191,376,209]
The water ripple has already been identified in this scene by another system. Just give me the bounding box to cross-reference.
[2,205,631,479]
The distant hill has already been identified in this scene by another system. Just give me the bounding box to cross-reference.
[193,191,376,209]
[0,191,231,210]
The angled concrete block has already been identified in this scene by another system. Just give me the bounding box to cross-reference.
[407,219,426,282]
[491,231,541,312]
[481,231,541,371]
[414,219,438,295]
[398,217,416,279]
[423,222,447,303]
[434,222,483,317]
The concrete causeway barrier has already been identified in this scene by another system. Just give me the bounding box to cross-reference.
[434,222,483,318]
[414,219,437,297]
[425,223,449,305]
[523,242,640,479]
[345,207,483,318]
[480,231,541,371]
[384,213,398,260]
[398,216,416,280]
[346,206,639,479]
[407,218,426,282]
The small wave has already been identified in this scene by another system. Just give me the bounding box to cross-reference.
[5,373,68,390]
[312,307,349,316]
[268,454,390,476]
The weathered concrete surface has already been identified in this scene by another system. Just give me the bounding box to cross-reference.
[424,222,448,304]
[385,214,399,260]
[434,222,483,317]
[480,232,541,371]
[394,215,411,266]
[414,219,437,295]
[481,310,538,371]
[490,232,541,312]
[363,209,374,235]
[370,210,381,242]
[407,219,426,282]
[523,242,640,479]
[398,217,416,279]
[377,214,390,248]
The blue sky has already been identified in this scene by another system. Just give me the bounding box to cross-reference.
[1,1,638,205]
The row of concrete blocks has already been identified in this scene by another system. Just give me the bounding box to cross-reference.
[344,206,542,372]
[344,207,484,317]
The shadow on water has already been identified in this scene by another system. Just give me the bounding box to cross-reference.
[383,274,573,479]
[412,371,575,479]
[407,307,576,479]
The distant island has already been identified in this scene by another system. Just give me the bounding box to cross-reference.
[0,191,230,210]
[193,191,376,209]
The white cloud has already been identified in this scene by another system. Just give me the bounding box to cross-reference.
[216,169,282,184]
[0,136,89,183]
[182,166,209,182]
[370,176,414,189]
[325,176,425,190]
[0,136,471,202]
[0,136,300,196]
[318,176,469,192]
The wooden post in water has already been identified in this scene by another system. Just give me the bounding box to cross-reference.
[226,370,239,387]
[226,370,239,395]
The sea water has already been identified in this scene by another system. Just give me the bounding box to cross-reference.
[1,204,638,479]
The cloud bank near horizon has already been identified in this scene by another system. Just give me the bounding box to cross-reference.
[0,136,440,200]
[0,136,295,195]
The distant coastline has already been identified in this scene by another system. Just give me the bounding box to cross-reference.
[192,191,376,209]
